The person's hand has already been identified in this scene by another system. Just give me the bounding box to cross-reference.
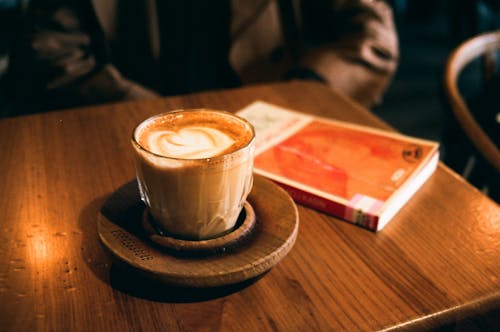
[78,65,161,102]
[121,80,161,100]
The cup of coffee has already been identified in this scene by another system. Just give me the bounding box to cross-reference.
[131,109,255,240]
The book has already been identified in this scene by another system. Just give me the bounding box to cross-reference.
[238,101,440,231]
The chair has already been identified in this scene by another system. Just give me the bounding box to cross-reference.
[443,30,500,200]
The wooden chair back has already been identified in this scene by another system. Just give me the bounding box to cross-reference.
[443,30,500,172]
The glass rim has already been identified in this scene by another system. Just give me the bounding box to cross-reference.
[131,108,255,161]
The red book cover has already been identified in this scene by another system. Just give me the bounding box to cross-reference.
[238,101,440,231]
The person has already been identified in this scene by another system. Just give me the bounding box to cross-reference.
[8,0,399,113]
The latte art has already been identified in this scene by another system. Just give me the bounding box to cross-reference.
[146,126,236,159]
[132,109,255,240]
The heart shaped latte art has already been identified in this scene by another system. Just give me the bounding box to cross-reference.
[146,126,235,158]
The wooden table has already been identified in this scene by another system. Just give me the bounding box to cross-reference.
[0,81,498,331]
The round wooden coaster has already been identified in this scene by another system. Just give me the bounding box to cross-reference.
[141,201,256,254]
[97,175,299,288]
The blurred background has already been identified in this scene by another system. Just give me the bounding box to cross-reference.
[375,0,499,142]
[2,0,498,131]
[1,0,499,198]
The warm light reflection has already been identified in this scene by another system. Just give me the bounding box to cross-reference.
[31,233,50,261]
[15,199,62,267]
[24,224,60,267]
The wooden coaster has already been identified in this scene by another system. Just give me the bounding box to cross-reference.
[141,201,256,254]
[97,175,299,288]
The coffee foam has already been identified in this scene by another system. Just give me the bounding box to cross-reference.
[146,126,235,159]
[135,110,253,159]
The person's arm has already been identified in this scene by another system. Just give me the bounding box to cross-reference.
[12,0,159,110]
[297,0,399,107]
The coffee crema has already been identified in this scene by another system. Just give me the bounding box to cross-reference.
[135,110,254,159]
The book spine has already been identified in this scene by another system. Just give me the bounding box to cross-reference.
[273,180,379,231]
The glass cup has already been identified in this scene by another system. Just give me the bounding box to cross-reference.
[131,109,255,240]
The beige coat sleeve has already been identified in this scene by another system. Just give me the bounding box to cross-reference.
[298,0,399,107]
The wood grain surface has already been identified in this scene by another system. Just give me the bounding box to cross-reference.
[0,81,499,331]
